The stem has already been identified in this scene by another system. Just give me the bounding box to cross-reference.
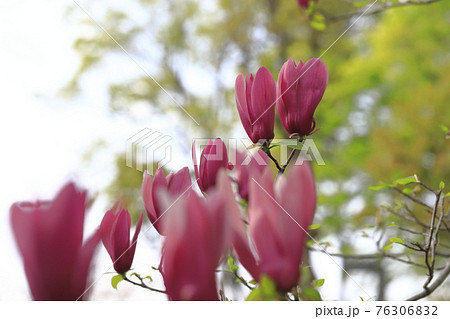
[264,148,283,172]
[262,137,303,175]
[233,272,253,291]
[278,148,297,176]
[122,274,166,294]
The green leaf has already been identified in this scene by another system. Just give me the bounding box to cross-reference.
[306,240,315,247]
[402,188,414,195]
[246,276,280,301]
[227,256,238,272]
[308,224,321,230]
[389,237,404,244]
[440,124,449,132]
[249,280,257,285]
[312,278,325,288]
[388,222,398,228]
[383,244,393,252]
[368,183,393,191]
[111,274,123,289]
[445,192,450,198]
[306,0,317,14]
[354,0,371,8]
[393,176,417,186]
[300,287,322,301]
[310,13,326,31]
[319,241,331,248]
[439,181,445,190]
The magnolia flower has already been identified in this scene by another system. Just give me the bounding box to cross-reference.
[276,58,328,136]
[192,138,233,193]
[235,149,269,201]
[159,170,235,300]
[142,167,191,235]
[235,67,276,143]
[10,182,100,300]
[100,209,143,274]
[231,163,317,291]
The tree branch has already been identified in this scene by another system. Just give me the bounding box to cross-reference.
[406,258,450,301]
[328,0,442,22]
[122,273,166,294]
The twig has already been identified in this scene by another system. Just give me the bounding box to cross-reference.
[406,258,450,301]
[308,247,438,269]
[422,191,442,287]
[383,253,444,270]
[397,226,427,236]
[122,274,166,294]
[264,148,283,172]
[328,0,442,22]
[278,148,297,175]
[233,271,253,291]
[417,181,437,196]
[393,188,432,210]
[388,208,428,228]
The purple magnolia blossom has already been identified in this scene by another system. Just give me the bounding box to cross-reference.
[160,170,235,300]
[10,182,100,300]
[231,162,317,292]
[100,209,143,274]
[142,167,191,235]
[235,67,276,143]
[277,58,328,136]
[192,138,233,193]
[235,149,269,201]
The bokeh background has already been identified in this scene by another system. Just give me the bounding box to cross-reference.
[1,0,449,300]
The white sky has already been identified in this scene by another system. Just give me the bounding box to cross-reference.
[0,0,173,300]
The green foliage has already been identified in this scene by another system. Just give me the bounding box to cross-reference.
[111,274,124,289]
[300,287,322,301]
[105,154,148,224]
[227,256,238,272]
[246,276,280,301]
[389,237,404,245]
[312,278,325,288]
[130,272,153,282]
[310,13,326,31]
[369,176,417,191]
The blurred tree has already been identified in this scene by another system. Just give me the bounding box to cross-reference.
[67,0,449,299]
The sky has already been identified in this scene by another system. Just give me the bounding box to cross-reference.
[0,0,172,300]
[0,0,427,301]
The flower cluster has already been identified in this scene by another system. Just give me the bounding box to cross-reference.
[236,58,328,142]
[10,56,327,300]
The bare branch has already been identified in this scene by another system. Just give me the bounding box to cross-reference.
[393,188,432,210]
[328,0,442,22]
[406,258,450,301]
[122,273,166,294]
[422,191,442,287]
